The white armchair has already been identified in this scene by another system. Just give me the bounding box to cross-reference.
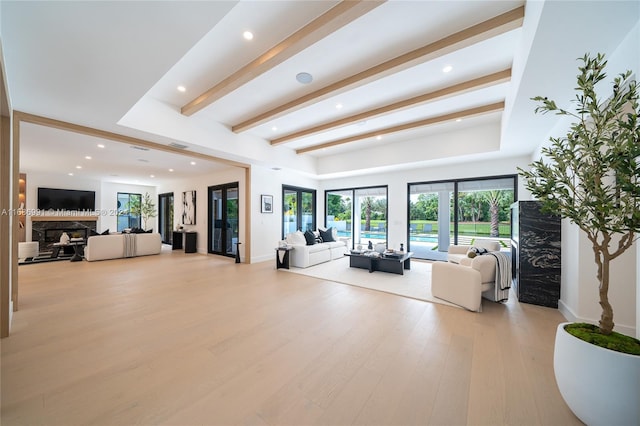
[432,255,497,312]
[446,239,501,264]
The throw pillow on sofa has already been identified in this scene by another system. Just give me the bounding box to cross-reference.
[304,230,316,245]
[467,246,488,258]
[319,227,335,242]
[286,231,306,246]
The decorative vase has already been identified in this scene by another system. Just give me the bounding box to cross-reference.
[59,232,70,244]
[367,241,373,250]
[554,322,640,425]
[375,243,385,254]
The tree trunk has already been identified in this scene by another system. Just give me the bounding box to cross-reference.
[489,202,499,237]
[595,248,615,335]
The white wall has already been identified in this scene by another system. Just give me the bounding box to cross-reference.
[540,20,639,337]
[157,166,246,255]
[250,165,319,263]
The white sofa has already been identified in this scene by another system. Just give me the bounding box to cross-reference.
[284,229,347,268]
[84,233,162,262]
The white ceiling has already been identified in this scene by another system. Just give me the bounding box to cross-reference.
[1,0,638,184]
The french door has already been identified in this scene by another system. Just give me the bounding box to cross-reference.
[282,185,316,237]
[158,192,174,244]
[208,182,239,258]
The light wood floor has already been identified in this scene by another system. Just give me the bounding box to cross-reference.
[2,248,582,425]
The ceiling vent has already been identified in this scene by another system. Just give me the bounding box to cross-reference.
[130,145,150,151]
[169,142,189,150]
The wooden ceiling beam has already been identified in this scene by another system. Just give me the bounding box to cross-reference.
[271,68,511,145]
[180,0,385,117]
[295,101,505,154]
[13,111,249,168]
[233,6,523,133]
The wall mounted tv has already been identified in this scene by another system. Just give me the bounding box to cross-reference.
[37,187,96,211]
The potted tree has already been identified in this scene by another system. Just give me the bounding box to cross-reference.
[129,192,157,232]
[519,53,640,425]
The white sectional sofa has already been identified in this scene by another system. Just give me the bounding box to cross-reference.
[84,232,162,261]
[284,229,347,268]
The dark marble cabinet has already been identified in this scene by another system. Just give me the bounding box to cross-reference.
[510,201,561,308]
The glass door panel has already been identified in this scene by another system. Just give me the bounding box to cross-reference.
[301,191,314,232]
[158,192,174,244]
[408,182,454,261]
[326,190,352,245]
[209,182,239,258]
[283,189,298,236]
[354,187,387,248]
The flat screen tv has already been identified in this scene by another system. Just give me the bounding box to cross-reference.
[37,187,96,211]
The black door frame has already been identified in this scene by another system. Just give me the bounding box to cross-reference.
[208,182,239,258]
[158,192,174,244]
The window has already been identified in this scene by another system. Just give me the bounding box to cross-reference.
[408,175,516,260]
[325,186,387,248]
[117,192,141,232]
[282,185,316,238]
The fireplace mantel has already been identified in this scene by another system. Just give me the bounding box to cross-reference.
[31,215,99,222]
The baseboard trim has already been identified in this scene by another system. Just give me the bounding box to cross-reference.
[558,299,636,337]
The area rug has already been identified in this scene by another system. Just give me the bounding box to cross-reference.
[18,255,71,265]
[282,257,458,308]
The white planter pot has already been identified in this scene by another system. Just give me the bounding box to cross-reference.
[554,322,640,425]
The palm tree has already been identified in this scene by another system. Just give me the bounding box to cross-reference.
[362,197,374,231]
[485,190,504,237]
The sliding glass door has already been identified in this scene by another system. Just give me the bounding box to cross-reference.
[325,186,387,249]
[408,175,516,260]
[208,182,239,258]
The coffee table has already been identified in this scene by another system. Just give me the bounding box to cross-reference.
[345,251,413,275]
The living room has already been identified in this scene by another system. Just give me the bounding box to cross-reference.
[1,1,639,424]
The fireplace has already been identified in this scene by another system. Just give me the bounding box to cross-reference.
[31,217,97,252]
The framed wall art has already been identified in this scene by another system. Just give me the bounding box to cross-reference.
[261,194,273,213]
[182,190,196,225]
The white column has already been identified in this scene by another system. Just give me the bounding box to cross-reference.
[437,190,450,252]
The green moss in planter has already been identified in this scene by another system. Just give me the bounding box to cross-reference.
[565,323,640,356]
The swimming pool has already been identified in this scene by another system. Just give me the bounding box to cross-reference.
[337,230,438,244]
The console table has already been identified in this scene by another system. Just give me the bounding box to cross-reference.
[345,251,413,275]
[173,231,197,253]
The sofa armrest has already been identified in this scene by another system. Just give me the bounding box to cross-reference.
[432,261,482,311]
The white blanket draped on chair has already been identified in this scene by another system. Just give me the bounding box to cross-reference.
[123,234,137,258]
[487,251,511,302]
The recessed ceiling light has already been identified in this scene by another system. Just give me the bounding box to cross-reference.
[296,72,313,84]
[376,135,382,140]
[85,156,92,160]
[456,118,462,122]
[272,126,278,131]
[243,31,254,40]
[76,165,82,169]
[169,168,174,172]
[190,161,196,166]
[442,65,453,73]
[68,173,74,176]
[150,175,155,178]
[97,144,105,148]
[177,85,186,92]
[335,103,343,110]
